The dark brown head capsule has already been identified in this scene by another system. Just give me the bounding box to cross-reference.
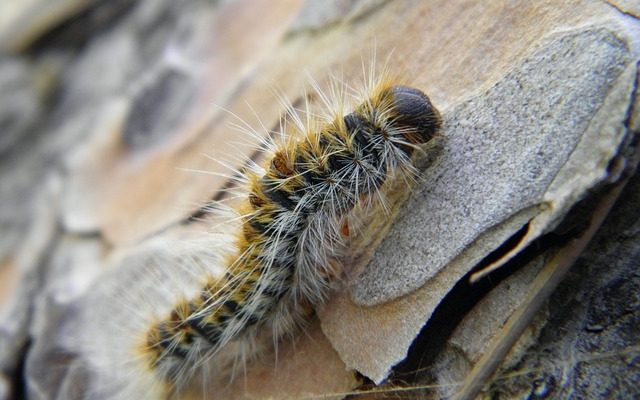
[389,86,441,145]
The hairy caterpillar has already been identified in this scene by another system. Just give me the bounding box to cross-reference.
[82,72,441,399]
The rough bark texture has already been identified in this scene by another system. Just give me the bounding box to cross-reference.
[0,1,638,399]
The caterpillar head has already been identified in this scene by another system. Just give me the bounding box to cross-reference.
[388,85,442,145]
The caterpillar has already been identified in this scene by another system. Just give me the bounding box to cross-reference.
[82,72,441,399]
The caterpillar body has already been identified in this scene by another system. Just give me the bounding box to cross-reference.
[83,75,441,399]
